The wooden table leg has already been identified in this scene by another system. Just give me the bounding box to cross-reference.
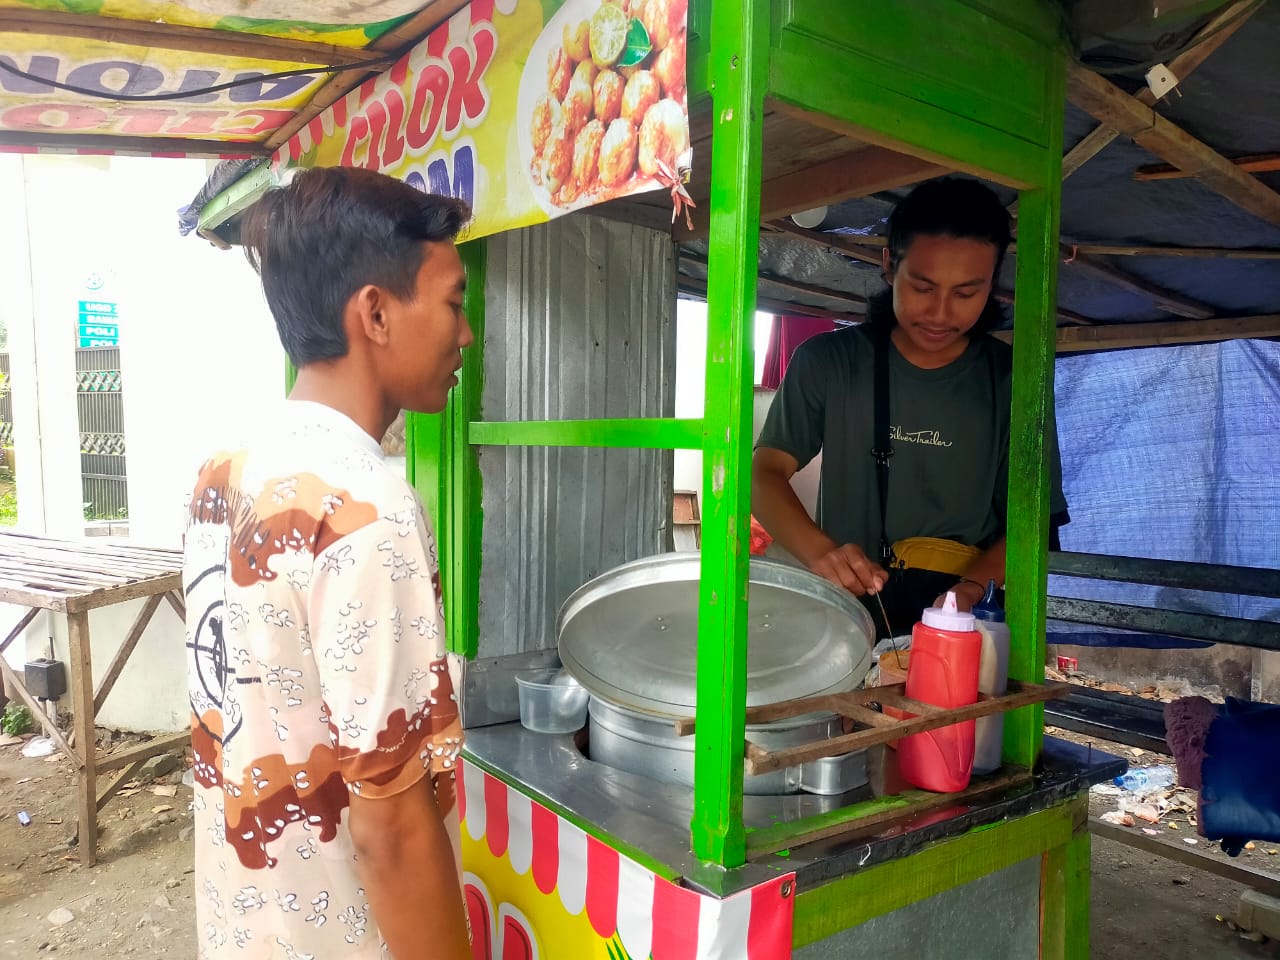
[67,610,97,866]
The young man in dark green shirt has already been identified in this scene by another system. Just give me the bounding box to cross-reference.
[753,178,1067,634]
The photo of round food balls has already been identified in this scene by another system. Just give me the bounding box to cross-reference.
[527,0,690,208]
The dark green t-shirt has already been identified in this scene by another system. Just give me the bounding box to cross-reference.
[757,325,1067,555]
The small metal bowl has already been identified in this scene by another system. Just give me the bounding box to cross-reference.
[515,670,590,734]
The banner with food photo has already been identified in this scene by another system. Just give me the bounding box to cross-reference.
[275,0,691,240]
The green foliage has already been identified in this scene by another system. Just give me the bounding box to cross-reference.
[1,703,33,736]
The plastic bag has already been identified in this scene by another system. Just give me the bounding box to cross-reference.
[20,736,56,759]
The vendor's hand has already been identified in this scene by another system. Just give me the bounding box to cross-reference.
[808,544,888,597]
[936,579,985,612]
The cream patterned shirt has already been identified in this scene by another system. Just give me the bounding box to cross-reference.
[183,402,462,959]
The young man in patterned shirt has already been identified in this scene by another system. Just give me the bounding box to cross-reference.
[183,167,473,959]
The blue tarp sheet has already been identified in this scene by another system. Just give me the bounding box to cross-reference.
[1048,338,1280,647]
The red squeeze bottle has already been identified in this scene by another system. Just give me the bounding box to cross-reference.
[897,591,983,793]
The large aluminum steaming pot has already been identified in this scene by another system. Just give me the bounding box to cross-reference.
[556,553,876,796]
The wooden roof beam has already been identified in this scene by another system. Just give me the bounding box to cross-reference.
[0,130,269,158]
[990,313,1280,353]
[1066,62,1280,227]
[0,8,386,66]
[677,274,863,325]
[1060,0,1261,181]
[263,0,472,152]
[676,147,947,241]
[1135,152,1280,181]
[762,220,1097,327]
[1059,243,1215,319]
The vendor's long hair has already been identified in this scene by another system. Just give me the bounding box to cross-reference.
[869,177,1011,336]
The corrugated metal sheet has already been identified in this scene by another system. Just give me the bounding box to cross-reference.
[479,213,677,656]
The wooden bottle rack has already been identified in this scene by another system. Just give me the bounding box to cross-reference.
[673,679,1070,776]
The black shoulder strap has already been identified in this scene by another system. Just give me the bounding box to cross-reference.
[871,328,894,563]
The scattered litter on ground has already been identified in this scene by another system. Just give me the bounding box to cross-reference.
[21,737,56,759]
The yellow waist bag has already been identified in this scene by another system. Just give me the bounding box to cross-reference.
[889,536,981,577]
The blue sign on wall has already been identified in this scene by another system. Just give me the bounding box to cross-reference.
[78,300,119,348]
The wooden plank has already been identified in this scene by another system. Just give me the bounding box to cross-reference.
[766,218,883,265]
[745,681,1068,775]
[1047,314,1280,352]
[0,581,69,611]
[1136,152,1280,182]
[0,607,39,656]
[96,731,191,776]
[95,757,149,813]
[1049,551,1280,599]
[680,253,867,311]
[1061,245,1215,319]
[1066,62,1280,227]
[0,533,182,569]
[0,8,387,65]
[765,220,1096,326]
[678,274,863,324]
[93,593,165,714]
[1046,596,1280,651]
[675,683,898,735]
[1059,0,1260,181]
[263,0,473,151]
[165,591,187,621]
[0,132,268,158]
[1090,817,1280,898]
[68,611,98,866]
[759,147,946,223]
[679,145,946,240]
[1070,243,1280,261]
[69,574,183,614]
[0,658,82,768]
[747,769,1029,858]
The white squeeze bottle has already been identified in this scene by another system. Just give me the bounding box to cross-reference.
[970,579,1011,775]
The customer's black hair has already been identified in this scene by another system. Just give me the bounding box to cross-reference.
[240,166,471,367]
[873,176,1012,334]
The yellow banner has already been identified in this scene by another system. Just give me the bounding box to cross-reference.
[276,0,691,239]
[0,33,323,144]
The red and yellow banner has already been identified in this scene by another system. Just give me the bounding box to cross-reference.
[276,0,692,239]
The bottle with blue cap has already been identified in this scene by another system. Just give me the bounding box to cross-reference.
[970,579,1011,774]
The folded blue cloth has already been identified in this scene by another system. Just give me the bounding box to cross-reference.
[1200,697,1280,857]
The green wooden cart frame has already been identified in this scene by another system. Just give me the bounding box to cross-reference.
[411,0,1080,952]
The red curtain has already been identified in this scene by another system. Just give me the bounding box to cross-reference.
[760,315,837,390]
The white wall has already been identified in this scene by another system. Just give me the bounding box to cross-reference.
[672,300,820,522]
[1,155,281,732]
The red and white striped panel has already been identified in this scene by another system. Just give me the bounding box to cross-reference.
[460,759,796,960]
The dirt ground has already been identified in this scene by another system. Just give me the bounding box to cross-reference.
[2,728,1279,959]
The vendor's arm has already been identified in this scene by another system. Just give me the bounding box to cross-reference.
[752,447,888,596]
[947,536,1006,611]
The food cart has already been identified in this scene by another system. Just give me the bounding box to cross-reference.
[295,1,1115,955]
[5,0,1123,953]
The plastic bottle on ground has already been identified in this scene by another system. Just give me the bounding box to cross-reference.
[1114,765,1176,792]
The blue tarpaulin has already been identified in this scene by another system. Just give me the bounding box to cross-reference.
[1047,338,1280,647]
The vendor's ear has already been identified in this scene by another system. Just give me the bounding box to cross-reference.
[881,247,893,283]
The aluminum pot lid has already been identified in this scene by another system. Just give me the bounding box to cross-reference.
[557,553,875,718]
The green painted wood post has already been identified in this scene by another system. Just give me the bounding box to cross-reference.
[691,0,768,868]
[407,238,486,659]
[1039,799,1091,960]
[1004,56,1065,769]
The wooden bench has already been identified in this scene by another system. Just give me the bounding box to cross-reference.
[1044,551,1280,892]
[0,532,187,866]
